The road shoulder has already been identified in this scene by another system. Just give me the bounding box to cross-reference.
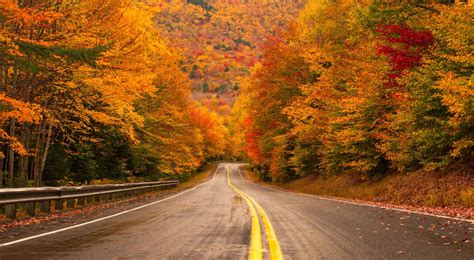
[0,164,217,244]
[239,167,474,223]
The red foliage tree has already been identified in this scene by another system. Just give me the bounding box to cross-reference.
[377,25,434,83]
[244,117,265,163]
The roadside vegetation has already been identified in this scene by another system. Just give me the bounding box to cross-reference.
[244,163,473,218]
[0,0,230,187]
[234,0,473,211]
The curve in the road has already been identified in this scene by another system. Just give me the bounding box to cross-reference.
[227,166,284,260]
[1,163,472,259]
[227,166,262,259]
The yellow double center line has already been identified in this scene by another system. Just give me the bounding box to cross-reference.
[226,166,283,260]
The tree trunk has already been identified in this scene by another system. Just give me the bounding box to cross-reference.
[24,125,31,182]
[12,61,17,91]
[0,61,3,92]
[40,122,53,183]
[18,124,30,183]
[33,119,46,187]
[8,118,16,186]
[3,66,8,91]
[0,154,3,187]
[18,125,25,182]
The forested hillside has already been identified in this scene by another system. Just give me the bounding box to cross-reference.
[234,0,473,182]
[154,0,304,114]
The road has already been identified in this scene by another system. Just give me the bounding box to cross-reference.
[0,163,473,259]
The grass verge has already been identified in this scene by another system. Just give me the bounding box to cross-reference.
[243,164,474,220]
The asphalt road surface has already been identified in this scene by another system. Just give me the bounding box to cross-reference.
[0,163,473,259]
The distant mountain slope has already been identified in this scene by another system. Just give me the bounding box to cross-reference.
[154,0,304,114]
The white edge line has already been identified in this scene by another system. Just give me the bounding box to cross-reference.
[236,165,474,224]
[0,167,220,247]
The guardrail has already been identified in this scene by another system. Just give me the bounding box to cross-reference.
[0,180,179,219]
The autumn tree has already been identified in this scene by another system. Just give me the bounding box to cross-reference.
[234,0,473,181]
[378,1,474,171]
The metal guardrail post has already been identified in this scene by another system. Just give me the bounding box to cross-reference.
[77,197,85,206]
[40,201,51,213]
[26,202,36,217]
[67,199,75,209]
[5,204,16,219]
[55,200,64,211]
